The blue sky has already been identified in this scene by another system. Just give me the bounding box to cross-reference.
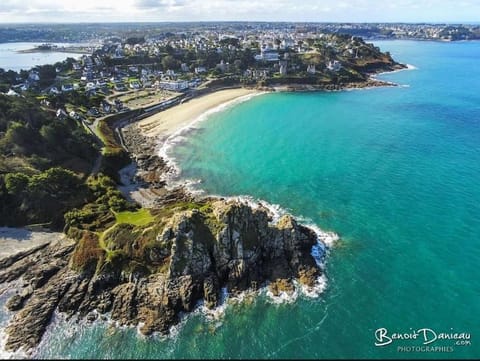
[0,0,479,23]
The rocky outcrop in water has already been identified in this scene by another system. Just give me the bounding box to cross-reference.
[0,199,321,352]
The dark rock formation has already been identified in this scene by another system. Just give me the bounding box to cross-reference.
[0,97,331,353]
[0,200,322,352]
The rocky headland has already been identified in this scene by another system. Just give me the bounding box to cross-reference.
[0,126,327,353]
[0,57,408,353]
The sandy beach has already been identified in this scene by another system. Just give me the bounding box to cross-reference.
[137,88,261,140]
[0,228,64,259]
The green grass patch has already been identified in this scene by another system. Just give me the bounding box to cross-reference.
[96,119,122,151]
[114,208,155,226]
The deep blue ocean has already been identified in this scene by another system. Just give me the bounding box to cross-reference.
[1,40,479,359]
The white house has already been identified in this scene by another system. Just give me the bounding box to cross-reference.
[195,66,207,74]
[279,61,288,75]
[6,89,20,97]
[216,60,228,72]
[129,81,142,90]
[281,39,295,49]
[255,49,280,62]
[56,108,68,119]
[159,80,189,91]
[327,60,342,72]
[28,71,40,82]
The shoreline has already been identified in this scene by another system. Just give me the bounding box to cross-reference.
[136,64,408,143]
[17,48,92,55]
[0,64,403,354]
[137,87,263,140]
[128,65,409,189]
[120,63,412,209]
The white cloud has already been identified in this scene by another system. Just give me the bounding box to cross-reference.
[136,0,186,9]
[0,0,478,22]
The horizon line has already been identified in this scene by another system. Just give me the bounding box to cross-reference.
[0,20,479,25]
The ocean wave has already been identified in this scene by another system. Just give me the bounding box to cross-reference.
[158,91,268,188]
[264,275,328,304]
[265,287,299,304]
[374,63,418,77]
[151,91,340,307]
[299,274,328,298]
[0,329,22,360]
[16,88,340,347]
[0,281,29,359]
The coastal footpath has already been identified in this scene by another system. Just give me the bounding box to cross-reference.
[0,88,325,353]
[0,59,403,353]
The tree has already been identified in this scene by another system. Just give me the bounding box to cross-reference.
[239,48,255,69]
[220,37,240,48]
[35,64,57,88]
[125,36,145,45]
[5,173,29,195]
[164,44,175,55]
[40,123,64,145]
[161,55,179,70]
[183,50,197,64]
[3,122,35,154]
[28,167,82,196]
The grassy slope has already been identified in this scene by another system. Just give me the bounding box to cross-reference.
[114,208,155,226]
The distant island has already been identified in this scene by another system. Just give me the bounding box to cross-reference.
[17,43,93,55]
[0,23,407,354]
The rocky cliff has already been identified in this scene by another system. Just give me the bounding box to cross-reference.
[0,199,322,352]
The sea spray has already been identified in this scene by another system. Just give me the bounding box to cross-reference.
[12,39,480,360]
[0,281,28,359]
[154,91,340,306]
[373,63,418,77]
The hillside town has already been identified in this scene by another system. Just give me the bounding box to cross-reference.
[0,24,408,124]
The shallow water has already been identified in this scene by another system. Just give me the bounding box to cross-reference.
[3,40,479,359]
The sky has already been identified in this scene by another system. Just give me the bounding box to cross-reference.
[0,0,479,23]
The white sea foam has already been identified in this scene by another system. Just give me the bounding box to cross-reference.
[374,63,417,77]
[0,329,26,360]
[264,275,328,304]
[367,64,417,89]
[157,92,267,188]
[7,89,342,351]
[152,98,341,305]
[265,287,299,305]
[0,281,30,359]
[0,329,14,360]
[298,274,328,298]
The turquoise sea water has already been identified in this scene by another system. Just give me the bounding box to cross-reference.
[4,40,480,359]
